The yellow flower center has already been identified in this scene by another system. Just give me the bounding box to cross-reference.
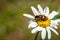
[35,15,51,28]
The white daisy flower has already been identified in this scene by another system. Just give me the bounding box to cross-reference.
[23,4,60,40]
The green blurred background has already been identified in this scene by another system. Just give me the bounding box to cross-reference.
[0,0,60,40]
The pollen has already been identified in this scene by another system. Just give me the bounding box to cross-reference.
[37,19,51,28]
[35,15,51,28]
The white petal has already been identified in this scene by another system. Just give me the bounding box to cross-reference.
[50,21,58,29]
[53,19,60,23]
[41,28,46,40]
[28,22,37,28]
[48,11,58,19]
[46,27,51,39]
[29,20,34,23]
[51,25,58,29]
[51,19,60,25]
[31,27,42,33]
[23,14,34,19]
[54,25,58,29]
[37,26,43,31]
[31,28,37,33]
[44,7,49,16]
[37,4,44,15]
[49,27,59,35]
[31,6,39,16]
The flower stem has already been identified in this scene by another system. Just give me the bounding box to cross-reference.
[34,32,39,40]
